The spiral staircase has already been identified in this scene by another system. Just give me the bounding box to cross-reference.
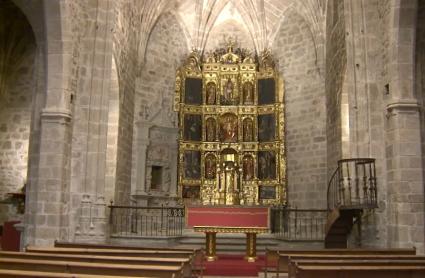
[325,158,378,248]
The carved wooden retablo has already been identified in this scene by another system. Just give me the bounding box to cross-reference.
[174,42,286,206]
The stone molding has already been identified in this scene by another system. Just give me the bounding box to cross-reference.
[386,100,420,117]
[40,108,72,123]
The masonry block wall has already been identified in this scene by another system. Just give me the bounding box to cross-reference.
[205,20,255,51]
[272,10,327,209]
[136,12,188,119]
[325,0,346,177]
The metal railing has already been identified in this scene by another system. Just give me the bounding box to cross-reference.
[271,206,327,241]
[109,206,185,237]
[327,158,378,211]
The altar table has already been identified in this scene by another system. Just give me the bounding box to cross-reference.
[186,206,269,262]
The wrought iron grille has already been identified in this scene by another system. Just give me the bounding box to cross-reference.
[109,206,185,237]
[270,206,327,241]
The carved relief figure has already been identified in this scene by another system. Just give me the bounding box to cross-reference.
[220,113,238,142]
[243,81,254,104]
[205,154,217,179]
[243,118,254,141]
[206,117,216,141]
[223,78,234,104]
[206,82,216,105]
[242,155,254,180]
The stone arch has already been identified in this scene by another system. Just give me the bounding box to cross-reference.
[0,0,38,224]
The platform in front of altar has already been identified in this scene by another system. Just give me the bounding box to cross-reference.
[186,205,270,262]
[186,205,270,231]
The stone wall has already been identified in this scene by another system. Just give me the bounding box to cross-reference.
[0,0,36,224]
[205,20,254,51]
[325,0,346,175]
[136,12,188,116]
[0,48,35,224]
[132,12,187,205]
[113,0,139,206]
[272,10,327,209]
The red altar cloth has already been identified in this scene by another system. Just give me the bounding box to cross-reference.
[186,206,269,228]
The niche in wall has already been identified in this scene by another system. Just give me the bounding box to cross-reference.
[150,165,163,190]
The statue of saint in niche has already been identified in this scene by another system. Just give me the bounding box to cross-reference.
[242,155,254,180]
[205,154,217,179]
[206,82,216,105]
[206,117,216,141]
[220,114,238,142]
[243,118,254,142]
[223,78,234,104]
[243,82,254,104]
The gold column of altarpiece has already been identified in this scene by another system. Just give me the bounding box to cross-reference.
[174,44,286,206]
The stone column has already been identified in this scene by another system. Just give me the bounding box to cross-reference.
[386,103,424,251]
[385,0,424,253]
[73,0,115,243]
[25,109,72,246]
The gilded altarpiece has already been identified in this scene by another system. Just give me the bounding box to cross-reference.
[174,45,286,206]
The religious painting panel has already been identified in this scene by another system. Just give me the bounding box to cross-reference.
[242,154,254,181]
[258,114,275,142]
[183,150,201,179]
[205,117,217,141]
[184,114,202,141]
[182,185,200,199]
[205,81,217,105]
[258,185,276,199]
[184,78,202,105]
[204,153,217,180]
[219,113,238,142]
[242,81,254,104]
[258,78,275,105]
[221,77,238,105]
[258,151,276,180]
[243,117,254,142]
